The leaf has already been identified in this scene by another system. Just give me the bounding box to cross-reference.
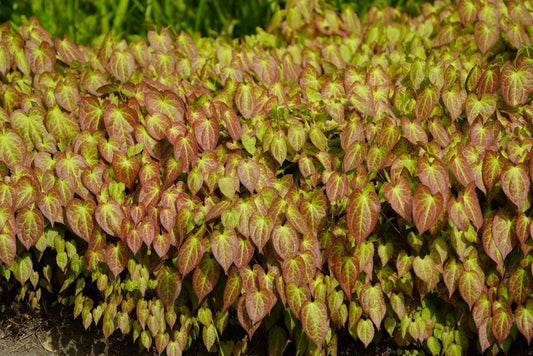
[300,301,329,349]
[501,163,530,209]
[46,106,80,147]
[443,258,463,298]
[360,283,386,330]
[462,183,483,230]
[245,289,273,323]
[193,117,219,152]
[415,85,439,121]
[237,295,261,339]
[0,230,16,266]
[109,49,135,82]
[492,307,513,344]
[500,62,533,107]
[383,177,412,222]
[271,223,299,260]
[16,206,44,250]
[515,304,533,344]
[95,200,125,237]
[177,235,205,276]
[508,268,532,306]
[156,267,182,308]
[0,128,26,168]
[413,256,438,284]
[211,229,238,274]
[492,210,514,261]
[474,21,500,54]
[270,132,287,166]
[286,283,310,316]
[106,241,130,277]
[234,83,255,119]
[412,184,444,235]
[112,151,140,190]
[193,256,221,302]
[356,318,375,348]
[442,84,465,121]
[459,270,483,310]
[401,118,428,145]
[334,256,359,299]
[223,266,242,312]
[417,157,449,196]
[346,186,380,245]
[237,159,259,193]
[104,104,136,147]
[66,198,95,243]
[11,108,47,149]
[249,213,273,252]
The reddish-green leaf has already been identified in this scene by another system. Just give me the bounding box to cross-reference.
[156,267,182,308]
[66,198,95,243]
[112,151,140,190]
[223,266,242,312]
[346,186,380,245]
[383,176,412,222]
[245,289,274,323]
[211,229,238,274]
[474,21,500,54]
[95,200,125,237]
[109,49,135,82]
[459,270,483,309]
[462,183,483,230]
[508,268,532,306]
[335,256,359,299]
[492,210,514,260]
[492,307,513,344]
[237,159,259,193]
[360,283,386,330]
[0,230,16,266]
[412,184,444,235]
[442,84,465,121]
[501,163,530,209]
[106,241,130,277]
[0,128,26,168]
[16,206,44,250]
[193,256,221,302]
[515,304,533,344]
[177,235,205,276]
[300,301,329,349]
[415,85,439,121]
[500,62,533,107]
[271,223,299,260]
[286,283,310,317]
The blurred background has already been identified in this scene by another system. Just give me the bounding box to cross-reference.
[0,0,426,44]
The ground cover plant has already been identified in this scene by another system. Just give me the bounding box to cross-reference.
[0,0,532,355]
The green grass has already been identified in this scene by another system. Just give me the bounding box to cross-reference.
[0,0,429,44]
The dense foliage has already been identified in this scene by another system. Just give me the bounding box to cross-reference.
[0,0,532,355]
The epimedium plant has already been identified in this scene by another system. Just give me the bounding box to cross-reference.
[0,0,532,355]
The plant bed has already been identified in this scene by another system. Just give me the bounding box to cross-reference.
[0,0,533,355]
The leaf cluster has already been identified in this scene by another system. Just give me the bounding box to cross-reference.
[0,0,532,355]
